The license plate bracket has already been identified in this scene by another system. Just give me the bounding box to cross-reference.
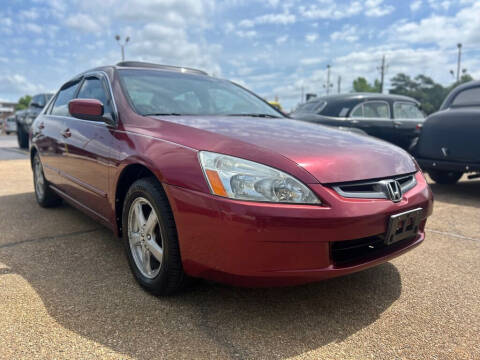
[385,208,423,245]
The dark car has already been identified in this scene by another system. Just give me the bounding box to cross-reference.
[291,93,425,149]
[30,61,432,295]
[412,81,480,184]
[16,93,53,148]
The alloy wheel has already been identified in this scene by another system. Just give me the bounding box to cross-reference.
[127,197,164,279]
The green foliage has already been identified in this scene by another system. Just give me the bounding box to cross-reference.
[389,72,474,115]
[15,95,32,110]
[352,77,381,93]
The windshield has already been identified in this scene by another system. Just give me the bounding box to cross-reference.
[118,69,282,117]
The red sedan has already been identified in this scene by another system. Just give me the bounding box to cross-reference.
[30,61,433,295]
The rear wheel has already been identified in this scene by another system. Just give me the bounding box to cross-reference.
[17,126,29,149]
[122,177,186,295]
[428,169,463,185]
[33,153,62,207]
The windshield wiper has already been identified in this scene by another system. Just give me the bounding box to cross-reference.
[143,112,183,116]
[226,113,281,118]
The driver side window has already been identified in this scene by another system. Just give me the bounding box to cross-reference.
[77,77,113,116]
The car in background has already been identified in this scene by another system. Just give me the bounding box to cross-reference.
[30,61,432,295]
[291,93,425,150]
[268,100,283,112]
[4,115,17,134]
[412,80,480,184]
[16,93,53,148]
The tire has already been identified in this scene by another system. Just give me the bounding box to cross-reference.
[17,126,29,149]
[428,169,463,185]
[32,153,62,207]
[122,177,186,295]
[6,131,10,135]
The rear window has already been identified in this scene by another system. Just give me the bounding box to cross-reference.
[452,87,480,106]
[296,101,326,114]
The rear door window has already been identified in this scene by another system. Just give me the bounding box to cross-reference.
[452,87,480,106]
[51,81,80,117]
[351,102,390,118]
[394,102,424,119]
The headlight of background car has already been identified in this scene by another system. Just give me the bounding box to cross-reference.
[198,151,321,204]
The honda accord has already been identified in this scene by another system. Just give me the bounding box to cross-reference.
[30,61,433,295]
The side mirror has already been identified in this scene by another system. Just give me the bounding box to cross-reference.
[30,101,43,108]
[68,99,114,126]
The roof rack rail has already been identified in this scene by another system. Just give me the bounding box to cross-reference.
[116,61,208,75]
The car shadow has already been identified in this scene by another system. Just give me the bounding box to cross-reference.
[0,192,403,360]
[428,178,480,209]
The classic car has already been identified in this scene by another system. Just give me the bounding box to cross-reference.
[291,93,425,149]
[30,61,433,295]
[412,80,480,184]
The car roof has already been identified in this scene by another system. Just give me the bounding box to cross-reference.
[83,61,208,78]
[305,93,419,105]
[440,80,480,110]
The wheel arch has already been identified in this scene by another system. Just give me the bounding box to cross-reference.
[114,162,165,237]
[30,145,38,169]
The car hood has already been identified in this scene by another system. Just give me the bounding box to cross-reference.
[150,116,416,184]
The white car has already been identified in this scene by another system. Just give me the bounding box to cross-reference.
[4,116,17,134]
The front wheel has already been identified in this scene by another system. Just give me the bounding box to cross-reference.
[122,177,187,295]
[17,126,29,149]
[428,169,463,185]
[33,153,62,207]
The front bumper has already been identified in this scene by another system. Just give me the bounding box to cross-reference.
[164,172,433,287]
[417,158,480,173]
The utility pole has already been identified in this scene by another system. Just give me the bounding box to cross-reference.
[337,75,341,94]
[115,35,130,61]
[377,55,387,93]
[323,64,333,95]
[456,43,462,82]
[301,86,304,104]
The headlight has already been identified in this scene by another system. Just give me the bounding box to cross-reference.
[198,151,321,204]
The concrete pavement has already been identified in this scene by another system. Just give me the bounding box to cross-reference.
[0,135,479,359]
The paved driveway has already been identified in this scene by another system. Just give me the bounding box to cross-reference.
[0,135,478,359]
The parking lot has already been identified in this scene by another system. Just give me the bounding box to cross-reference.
[0,134,478,360]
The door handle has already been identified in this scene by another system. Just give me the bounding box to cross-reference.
[38,122,45,130]
[61,128,71,138]
[350,119,360,124]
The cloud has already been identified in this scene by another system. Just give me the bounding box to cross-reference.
[300,57,325,66]
[330,25,359,42]
[410,0,422,12]
[65,13,103,33]
[388,2,480,47]
[238,11,296,28]
[305,33,318,43]
[275,35,288,44]
[0,74,44,95]
[299,0,393,19]
[235,30,257,38]
[365,0,395,17]
[299,1,362,20]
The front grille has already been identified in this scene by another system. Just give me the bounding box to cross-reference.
[331,234,416,266]
[332,173,416,200]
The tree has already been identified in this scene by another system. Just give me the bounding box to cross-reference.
[15,95,32,110]
[352,77,381,93]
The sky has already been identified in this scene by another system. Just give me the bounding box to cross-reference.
[1,0,479,110]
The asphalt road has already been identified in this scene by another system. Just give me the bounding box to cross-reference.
[0,134,479,360]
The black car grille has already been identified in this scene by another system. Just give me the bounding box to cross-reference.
[331,233,417,266]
